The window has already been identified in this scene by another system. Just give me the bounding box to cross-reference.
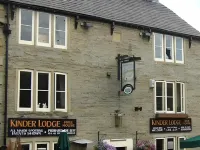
[35,142,49,150]
[155,137,186,150]
[36,72,51,112]
[17,70,33,111]
[53,142,58,150]
[154,33,184,64]
[154,33,164,61]
[55,73,67,111]
[54,15,67,48]
[155,81,185,113]
[19,9,34,44]
[175,37,184,63]
[21,143,32,150]
[37,12,51,47]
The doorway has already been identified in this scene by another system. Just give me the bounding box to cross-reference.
[116,147,126,150]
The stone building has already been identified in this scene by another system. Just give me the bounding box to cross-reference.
[0,0,200,150]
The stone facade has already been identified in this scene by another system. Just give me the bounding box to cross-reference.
[0,4,200,150]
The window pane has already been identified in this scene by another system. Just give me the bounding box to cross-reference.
[176,37,183,49]
[39,12,50,28]
[56,74,65,91]
[155,34,162,46]
[177,83,181,112]
[38,73,49,90]
[56,16,65,31]
[54,143,58,150]
[179,138,185,150]
[155,47,163,59]
[166,48,172,60]
[21,9,32,25]
[156,97,165,111]
[21,25,32,41]
[156,82,164,96]
[55,31,65,46]
[19,90,31,108]
[167,97,174,111]
[20,71,32,89]
[176,49,183,61]
[167,83,173,96]
[38,91,49,108]
[166,35,173,48]
[56,92,65,109]
[167,138,174,150]
[182,84,185,112]
[156,139,164,150]
[21,144,30,150]
[38,28,49,43]
[37,144,47,150]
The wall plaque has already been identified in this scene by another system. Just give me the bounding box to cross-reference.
[150,118,192,133]
[8,118,76,137]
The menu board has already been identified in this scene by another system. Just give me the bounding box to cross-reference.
[150,118,192,133]
[8,118,76,137]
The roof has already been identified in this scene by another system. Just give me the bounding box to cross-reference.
[7,0,200,38]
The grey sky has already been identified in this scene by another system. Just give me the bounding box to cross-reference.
[160,0,200,32]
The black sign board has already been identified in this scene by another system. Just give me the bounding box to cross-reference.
[150,118,192,133]
[8,118,76,137]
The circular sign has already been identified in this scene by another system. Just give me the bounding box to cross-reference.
[123,84,133,95]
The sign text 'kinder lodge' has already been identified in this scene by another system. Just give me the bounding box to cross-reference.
[8,118,76,137]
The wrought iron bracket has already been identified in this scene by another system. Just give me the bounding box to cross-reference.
[74,15,79,29]
[10,5,16,20]
[189,36,192,49]
[111,22,115,35]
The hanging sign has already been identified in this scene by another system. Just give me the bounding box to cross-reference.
[8,118,76,137]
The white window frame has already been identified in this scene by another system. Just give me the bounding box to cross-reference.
[17,70,33,111]
[36,12,51,47]
[35,142,49,150]
[176,82,185,114]
[166,137,176,150]
[53,15,68,49]
[54,72,67,112]
[52,142,57,150]
[155,138,165,150]
[36,71,51,112]
[175,37,184,64]
[165,35,174,62]
[21,143,32,150]
[154,33,164,61]
[155,81,185,114]
[178,137,186,150]
[18,9,35,45]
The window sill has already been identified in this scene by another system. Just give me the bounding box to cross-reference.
[155,113,188,118]
[154,61,185,65]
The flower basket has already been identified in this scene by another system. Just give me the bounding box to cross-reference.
[136,140,155,150]
[94,141,116,150]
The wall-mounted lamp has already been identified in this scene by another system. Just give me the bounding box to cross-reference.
[139,30,151,41]
[114,110,124,127]
[135,107,142,111]
[80,22,93,29]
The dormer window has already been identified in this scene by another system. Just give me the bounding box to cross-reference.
[154,33,184,64]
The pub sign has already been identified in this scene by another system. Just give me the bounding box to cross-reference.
[8,118,76,137]
[150,118,192,133]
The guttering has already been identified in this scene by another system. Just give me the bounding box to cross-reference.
[5,1,200,40]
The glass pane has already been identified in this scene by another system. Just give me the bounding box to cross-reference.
[179,138,185,150]
[55,31,65,46]
[56,74,65,91]
[56,92,65,109]
[167,83,173,96]
[182,84,185,112]
[37,144,47,150]
[39,12,49,28]
[156,139,164,150]
[167,138,174,150]
[166,35,173,48]
[21,25,32,41]
[21,144,30,150]
[177,83,181,112]
[37,91,49,108]
[38,73,49,90]
[19,90,31,108]
[156,82,164,96]
[155,33,162,46]
[54,143,58,150]
[21,9,32,25]
[167,97,173,111]
[156,97,165,111]
[166,48,172,60]
[38,28,49,43]
[155,47,162,59]
[56,16,65,31]
[20,71,32,89]
[176,37,183,49]
[176,49,183,61]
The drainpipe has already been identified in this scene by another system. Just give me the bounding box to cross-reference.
[2,1,11,147]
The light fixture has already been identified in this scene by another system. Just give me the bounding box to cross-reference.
[80,22,93,29]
